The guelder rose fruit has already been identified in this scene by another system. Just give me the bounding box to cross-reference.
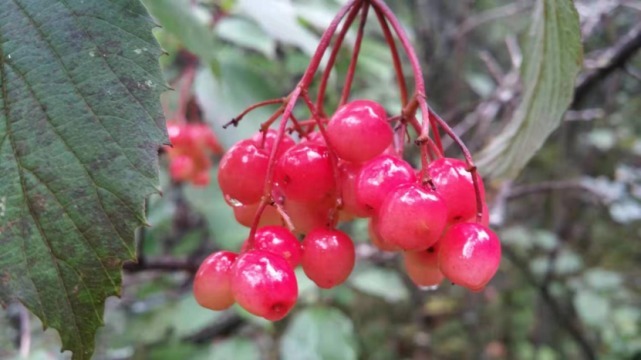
[218,139,269,204]
[193,251,238,310]
[377,184,448,251]
[275,143,336,202]
[403,244,444,287]
[251,129,295,159]
[355,155,416,215]
[438,222,501,291]
[231,250,298,321]
[248,226,302,268]
[428,158,486,223]
[301,228,355,288]
[326,99,393,163]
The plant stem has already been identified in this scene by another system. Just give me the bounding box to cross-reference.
[339,2,370,106]
[372,5,408,106]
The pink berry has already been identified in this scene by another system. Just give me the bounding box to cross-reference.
[275,143,336,202]
[169,154,195,181]
[251,129,295,159]
[338,162,369,217]
[231,250,298,321]
[301,228,355,289]
[233,203,282,228]
[427,158,486,224]
[326,100,393,163]
[218,139,269,204]
[248,226,302,268]
[355,155,417,215]
[368,217,399,252]
[438,223,501,291]
[192,170,210,187]
[302,131,326,144]
[284,197,334,235]
[377,184,448,251]
[193,251,238,310]
[403,245,444,287]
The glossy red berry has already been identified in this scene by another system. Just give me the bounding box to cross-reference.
[355,155,417,215]
[338,162,369,217]
[284,197,334,234]
[326,100,393,163]
[251,129,295,159]
[248,226,302,268]
[274,143,336,202]
[218,139,269,204]
[301,228,355,289]
[427,158,486,224]
[377,184,448,251]
[438,223,501,291]
[193,251,238,311]
[231,250,298,321]
[403,245,444,287]
[368,217,399,252]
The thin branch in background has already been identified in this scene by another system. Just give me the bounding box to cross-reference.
[564,108,605,122]
[123,257,199,274]
[479,50,505,84]
[19,304,30,359]
[623,64,641,81]
[506,179,609,204]
[457,2,531,37]
[574,22,641,106]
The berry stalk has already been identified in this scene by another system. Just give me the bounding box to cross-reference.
[339,2,370,106]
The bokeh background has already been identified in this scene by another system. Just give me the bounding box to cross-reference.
[2,0,641,359]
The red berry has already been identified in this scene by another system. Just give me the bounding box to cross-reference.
[438,223,501,291]
[231,250,298,321]
[427,158,486,224]
[167,121,191,148]
[301,131,326,144]
[355,155,416,215]
[284,197,334,234]
[338,162,369,217]
[218,139,269,204]
[249,226,302,268]
[194,251,238,310]
[275,143,336,202]
[233,203,282,228]
[326,100,393,163]
[251,129,295,159]
[368,217,399,252]
[301,228,355,289]
[192,170,210,187]
[169,154,195,181]
[403,245,444,287]
[377,184,448,251]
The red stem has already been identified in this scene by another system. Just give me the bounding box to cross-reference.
[339,2,370,106]
[315,1,363,116]
[372,5,408,106]
[223,98,284,128]
[248,0,361,242]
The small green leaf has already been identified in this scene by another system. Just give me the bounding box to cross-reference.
[0,1,166,358]
[349,267,409,303]
[476,0,582,179]
[280,307,358,360]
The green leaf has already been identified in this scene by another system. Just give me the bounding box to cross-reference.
[280,307,358,360]
[216,17,276,58]
[141,0,219,67]
[349,267,409,303]
[476,0,582,179]
[0,1,166,359]
[204,338,260,360]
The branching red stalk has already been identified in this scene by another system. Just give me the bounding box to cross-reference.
[223,98,284,128]
[372,5,408,106]
[248,0,361,243]
[339,2,370,106]
[315,1,364,117]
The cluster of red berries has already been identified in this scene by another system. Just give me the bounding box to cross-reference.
[193,100,502,321]
[165,121,223,186]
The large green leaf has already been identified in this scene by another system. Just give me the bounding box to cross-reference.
[476,0,582,179]
[280,307,358,360]
[0,1,166,359]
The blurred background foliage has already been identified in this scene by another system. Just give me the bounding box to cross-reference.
[2,0,641,359]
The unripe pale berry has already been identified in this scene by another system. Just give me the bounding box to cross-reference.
[326,100,393,163]
[438,223,501,291]
[231,250,298,321]
[193,251,238,311]
[338,162,369,217]
[301,228,355,289]
[403,244,444,287]
[233,203,282,228]
[377,184,448,251]
[368,217,399,252]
